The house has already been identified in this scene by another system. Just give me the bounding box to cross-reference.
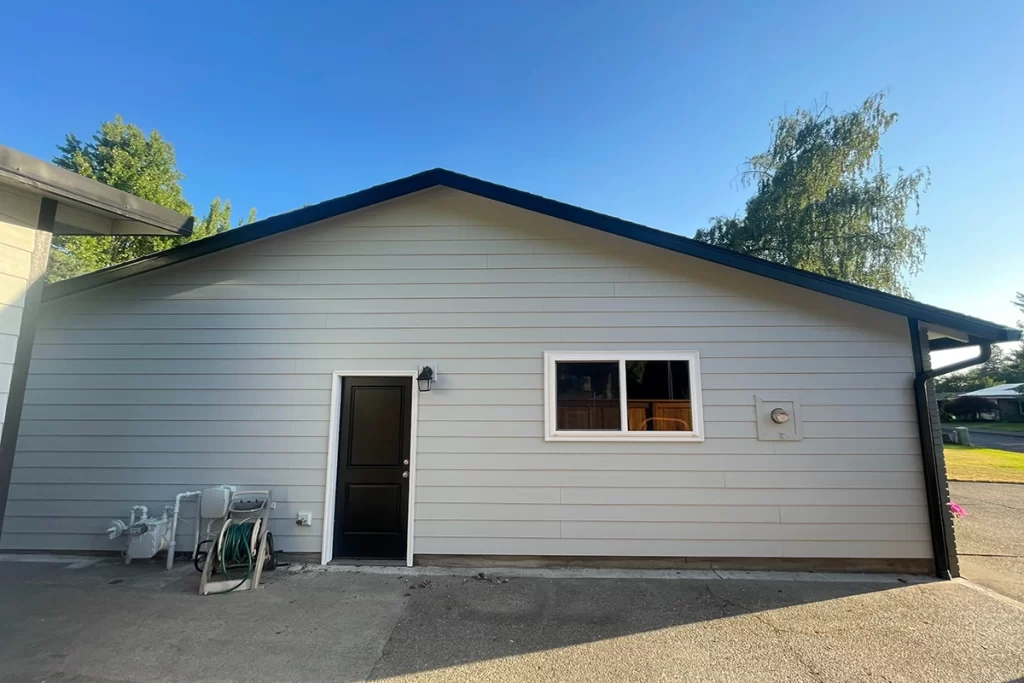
[961,384,1024,421]
[1,169,1018,578]
[0,145,192,540]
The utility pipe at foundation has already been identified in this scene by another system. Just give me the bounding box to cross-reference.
[167,491,202,570]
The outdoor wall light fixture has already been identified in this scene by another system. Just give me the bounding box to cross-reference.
[417,366,436,392]
[770,408,790,424]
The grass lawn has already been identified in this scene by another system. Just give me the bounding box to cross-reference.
[945,444,1024,483]
[941,421,1024,433]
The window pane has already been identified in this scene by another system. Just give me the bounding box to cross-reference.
[625,360,692,431]
[556,361,621,430]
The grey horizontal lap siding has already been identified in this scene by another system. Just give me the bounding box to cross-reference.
[3,188,929,559]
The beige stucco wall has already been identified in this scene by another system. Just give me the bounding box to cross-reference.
[0,187,39,438]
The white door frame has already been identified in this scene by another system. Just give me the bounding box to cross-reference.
[320,371,419,567]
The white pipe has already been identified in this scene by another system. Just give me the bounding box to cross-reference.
[127,506,146,566]
[166,491,202,570]
[129,505,147,526]
[192,492,202,566]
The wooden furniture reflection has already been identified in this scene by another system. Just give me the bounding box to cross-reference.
[628,400,692,431]
[556,399,692,431]
[556,399,620,430]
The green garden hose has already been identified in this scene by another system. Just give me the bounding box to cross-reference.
[218,521,255,594]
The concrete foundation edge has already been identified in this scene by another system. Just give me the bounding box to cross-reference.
[414,554,935,575]
[1,550,935,575]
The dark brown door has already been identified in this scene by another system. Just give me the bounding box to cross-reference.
[333,377,412,559]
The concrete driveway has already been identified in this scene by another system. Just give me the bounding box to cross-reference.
[952,480,1024,602]
[1,557,1023,683]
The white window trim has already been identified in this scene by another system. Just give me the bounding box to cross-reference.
[320,371,419,567]
[544,351,705,442]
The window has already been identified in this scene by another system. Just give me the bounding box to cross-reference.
[544,352,703,441]
[555,361,621,431]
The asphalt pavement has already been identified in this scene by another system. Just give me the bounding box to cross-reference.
[965,429,1024,452]
[1,556,1023,683]
[951,480,1024,602]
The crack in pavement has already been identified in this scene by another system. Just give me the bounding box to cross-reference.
[957,499,1024,511]
[700,582,828,682]
[949,488,1024,511]
[364,595,410,682]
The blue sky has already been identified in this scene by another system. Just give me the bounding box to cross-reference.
[2,1,1021,348]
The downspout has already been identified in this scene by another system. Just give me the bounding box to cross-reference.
[908,319,992,579]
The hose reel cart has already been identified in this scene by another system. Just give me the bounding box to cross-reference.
[198,489,276,596]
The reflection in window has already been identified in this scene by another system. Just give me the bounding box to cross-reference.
[626,360,692,431]
[545,352,702,440]
[555,361,621,431]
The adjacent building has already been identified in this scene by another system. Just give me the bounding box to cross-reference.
[961,384,1024,422]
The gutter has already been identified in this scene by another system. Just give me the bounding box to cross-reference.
[908,319,993,579]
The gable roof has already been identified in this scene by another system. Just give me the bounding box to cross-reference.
[43,168,1020,346]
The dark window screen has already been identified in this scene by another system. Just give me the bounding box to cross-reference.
[555,361,621,431]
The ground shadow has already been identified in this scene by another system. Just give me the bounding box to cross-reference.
[364,571,911,680]
[6,558,1017,683]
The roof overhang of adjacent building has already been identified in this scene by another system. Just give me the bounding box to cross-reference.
[0,145,194,237]
[962,384,1024,399]
[41,167,1021,346]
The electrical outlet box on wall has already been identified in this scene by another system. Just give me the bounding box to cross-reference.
[754,395,803,441]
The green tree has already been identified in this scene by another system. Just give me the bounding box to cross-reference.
[933,371,995,395]
[694,93,929,296]
[238,207,258,228]
[191,198,256,240]
[47,116,255,281]
[978,344,1009,380]
[944,395,998,419]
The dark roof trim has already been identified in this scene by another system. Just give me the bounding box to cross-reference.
[0,145,193,237]
[43,168,1021,344]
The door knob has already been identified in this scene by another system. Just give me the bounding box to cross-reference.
[402,471,409,478]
